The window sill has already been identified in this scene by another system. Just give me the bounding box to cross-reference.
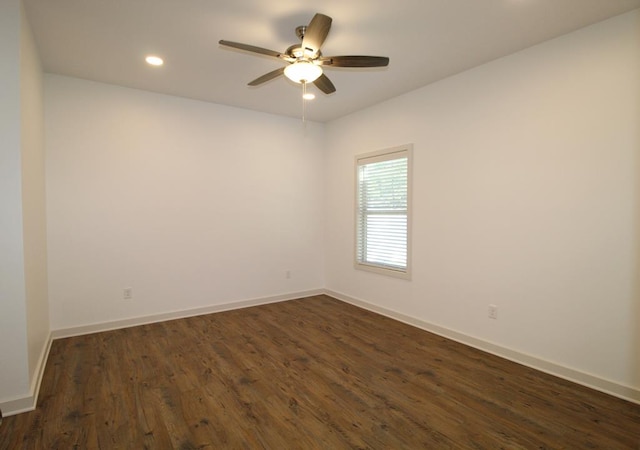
[354,262,412,280]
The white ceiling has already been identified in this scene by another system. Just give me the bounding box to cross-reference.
[23,0,640,122]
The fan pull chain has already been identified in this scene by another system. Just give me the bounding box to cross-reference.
[302,81,307,123]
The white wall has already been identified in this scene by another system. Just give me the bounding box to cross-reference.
[0,0,49,412]
[45,75,325,330]
[325,10,640,394]
[0,0,30,403]
[21,0,50,390]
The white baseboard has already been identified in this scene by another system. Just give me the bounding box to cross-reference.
[1,332,53,417]
[3,290,323,418]
[6,288,635,419]
[52,289,324,339]
[324,289,640,405]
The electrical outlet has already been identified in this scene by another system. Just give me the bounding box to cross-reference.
[285,270,291,279]
[488,304,498,319]
[123,287,133,300]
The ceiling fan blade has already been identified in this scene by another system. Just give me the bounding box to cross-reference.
[219,40,284,59]
[301,13,332,55]
[248,67,286,86]
[313,73,336,94]
[319,55,390,67]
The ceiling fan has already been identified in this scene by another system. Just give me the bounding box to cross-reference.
[219,13,389,95]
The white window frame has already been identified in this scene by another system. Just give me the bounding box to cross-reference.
[354,144,412,280]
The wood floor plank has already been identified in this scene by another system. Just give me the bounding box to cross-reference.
[1,295,639,449]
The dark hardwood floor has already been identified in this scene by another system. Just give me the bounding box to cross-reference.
[1,295,639,449]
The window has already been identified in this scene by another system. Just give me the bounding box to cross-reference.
[355,145,412,279]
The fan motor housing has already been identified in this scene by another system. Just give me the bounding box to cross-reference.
[286,44,320,60]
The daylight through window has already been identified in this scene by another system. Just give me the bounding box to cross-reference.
[355,145,411,278]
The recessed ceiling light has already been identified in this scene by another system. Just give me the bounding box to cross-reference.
[145,55,164,66]
[303,92,316,100]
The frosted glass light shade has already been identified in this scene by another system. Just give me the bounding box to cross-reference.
[284,61,322,83]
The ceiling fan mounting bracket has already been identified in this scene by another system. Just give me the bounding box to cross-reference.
[295,25,307,40]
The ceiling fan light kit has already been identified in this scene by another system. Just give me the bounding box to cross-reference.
[219,13,389,96]
[284,61,323,83]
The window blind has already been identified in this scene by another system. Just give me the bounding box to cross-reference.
[356,149,409,273]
